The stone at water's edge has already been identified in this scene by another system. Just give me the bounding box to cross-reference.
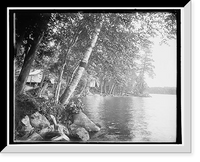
[72,111,100,132]
[69,124,90,141]
[17,112,71,142]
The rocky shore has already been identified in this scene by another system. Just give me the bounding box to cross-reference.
[15,94,100,142]
[16,110,101,142]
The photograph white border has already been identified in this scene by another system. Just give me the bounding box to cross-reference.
[3,2,191,152]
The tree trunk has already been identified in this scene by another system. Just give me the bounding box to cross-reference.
[78,80,87,97]
[111,84,116,95]
[99,75,105,95]
[100,79,104,95]
[108,81,115,95]
[39,71,46,88]
[103,80,107,94]
[16,33,44,94]
[119,86,123,96]
[121,87,124,95]
[55,61,67,104]
[55,34,79,104]
[38,69,47,97]
[59,20,103,106]
[110,83,116,95]
[38,82,48,97]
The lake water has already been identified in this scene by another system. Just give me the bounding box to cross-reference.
[82,94,176,143]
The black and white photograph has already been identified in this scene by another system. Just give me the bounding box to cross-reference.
[3,3,193,153]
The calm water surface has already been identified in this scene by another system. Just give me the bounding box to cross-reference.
[82,94,176,142]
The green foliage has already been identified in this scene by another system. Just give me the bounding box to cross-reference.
[65,98,84,114]
[133,75,148,95]
[15,93,41,133]
[58,98,85,126]
[37,95,84,126]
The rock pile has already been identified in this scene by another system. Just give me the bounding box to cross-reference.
[16,111,100,142]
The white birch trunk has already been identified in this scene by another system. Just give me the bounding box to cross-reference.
[55,36,77,104]
[55,62,67,104]
[59,20,103,106]
[109,83,115,95]
[39,82,48,97]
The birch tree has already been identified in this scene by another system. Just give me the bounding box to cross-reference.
[44,13,86,103]
[54,36,79,103]
[59,18,104,106]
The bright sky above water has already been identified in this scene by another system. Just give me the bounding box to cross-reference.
[146,38,177,87]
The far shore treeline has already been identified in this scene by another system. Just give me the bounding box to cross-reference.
[147,87,176,95]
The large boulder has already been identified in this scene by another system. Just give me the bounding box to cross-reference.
[17,114,49,141]
[21,115,34,133]
[72,111,100,132]
[16,112,70,142]
[16,115,34,140]
[18,115,44,141]
[38,115,70,142]
[69,124,90,141]
[29,112,50,130]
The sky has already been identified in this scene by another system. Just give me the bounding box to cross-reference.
[145,38,177,87]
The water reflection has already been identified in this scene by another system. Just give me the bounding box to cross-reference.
[101,97,133,141]
[83,94,176,142]
[127,97,151,141]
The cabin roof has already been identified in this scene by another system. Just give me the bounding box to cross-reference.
[27,71,43,83]
[29,69,43,76]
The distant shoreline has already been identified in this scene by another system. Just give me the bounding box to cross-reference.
[149,93,176,95]
[147,87,176,95]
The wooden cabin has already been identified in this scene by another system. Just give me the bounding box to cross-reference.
[26,69,43,87]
